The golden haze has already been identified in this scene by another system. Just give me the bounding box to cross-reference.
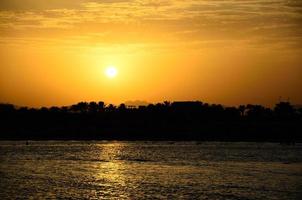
[0,0,301,107]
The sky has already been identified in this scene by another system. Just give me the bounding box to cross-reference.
[0,0,301,107]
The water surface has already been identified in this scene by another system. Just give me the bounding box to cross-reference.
[0,141,302,199]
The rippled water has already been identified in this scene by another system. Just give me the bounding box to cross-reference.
[0,141,302,199]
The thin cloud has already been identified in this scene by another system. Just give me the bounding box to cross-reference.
[0,0,301,49]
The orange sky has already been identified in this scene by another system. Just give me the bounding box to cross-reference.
[0,0,302,107]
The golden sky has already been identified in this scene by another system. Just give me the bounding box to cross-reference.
[0,0,301,107]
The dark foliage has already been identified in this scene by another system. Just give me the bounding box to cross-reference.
[0,101,301,141]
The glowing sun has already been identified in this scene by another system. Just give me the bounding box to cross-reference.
[105,66,118,78]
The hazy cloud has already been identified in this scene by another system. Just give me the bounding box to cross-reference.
[0,0,301,48]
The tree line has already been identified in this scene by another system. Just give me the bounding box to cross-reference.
[0,101,301,141]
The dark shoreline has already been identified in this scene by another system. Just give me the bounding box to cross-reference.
[0,134,300,143]
[1,101,301,142]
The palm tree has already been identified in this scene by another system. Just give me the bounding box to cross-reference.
[88,102,98,113]
[274,101,295,119]
[98,101,105,112]
[238,105,246,117]
[70,102,88,113]
[106,104,116,112]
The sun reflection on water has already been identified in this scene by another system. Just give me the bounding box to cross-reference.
[95,142,129,198]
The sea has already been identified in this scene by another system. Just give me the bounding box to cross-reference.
[0,141,301,199]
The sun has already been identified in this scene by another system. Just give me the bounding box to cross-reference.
[105,66,118,78]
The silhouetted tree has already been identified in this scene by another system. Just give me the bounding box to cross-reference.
[118,103,127,111]
[246,104,266,119]
[50,106,60,113]
[88,102,98,113]
[0,100,301,141]
[70,102,89,113]
[274,101,295,120]
[238,105,246,117]
[106,104,116,112]
[163,101,171,107]
[0,104,15,113]
[61,106,69,113]
[98,101,105,112]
